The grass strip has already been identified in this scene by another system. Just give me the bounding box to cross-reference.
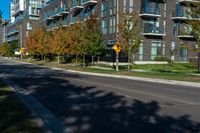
[0,79,43,133]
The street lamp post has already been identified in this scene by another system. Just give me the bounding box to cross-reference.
[20,25,23,60]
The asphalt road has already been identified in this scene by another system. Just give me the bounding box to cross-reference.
[0,57,200,133]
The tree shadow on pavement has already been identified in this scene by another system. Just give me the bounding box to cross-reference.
[0,61,199,133]
[9,75,200,133]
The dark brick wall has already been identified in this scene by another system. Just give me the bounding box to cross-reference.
[39,0,198,62]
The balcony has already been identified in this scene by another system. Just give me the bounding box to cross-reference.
[29,13,40,17]
[6,29,20,36]
[44,14,53,20]
[81,0,97,6]
[6,36,19,42]
[47,22,60,30]
[143,24,165,36]
[46,8,69,20]
[178,30,194,38]
[140,7,161,18]
[177,0,198,4]
[172,11,200,20]
[71,1,83,12]
[82,10,98,20]
[13,9,24,17]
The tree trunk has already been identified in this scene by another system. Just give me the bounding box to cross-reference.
[30,55,32,61]
[83,55,86,68]
[128,50,130,71]
[92,56,94,65]
[58,54,60,64]
[41,55,44,61]
[97,56,100,63]
[76,55,78,64]
[198,52,200,73]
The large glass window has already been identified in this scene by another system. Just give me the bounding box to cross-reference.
[139,41,144,61]
[151,41,162,60]
[171,42,176,61]
[101,19,107,34]
[180,47,188,62]
[27,22,32,30]
[101,0,107,17]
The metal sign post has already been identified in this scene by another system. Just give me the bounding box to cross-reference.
[116,52,119,71]
[113,43,122,72]
[198,53,200,73]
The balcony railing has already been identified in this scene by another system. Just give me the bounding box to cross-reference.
[177,0,198,3]
[81,0,97,6]
[42,0,57,8]
[172,11,200,20]
[178,30,194,38]
[6,29,20,36]
[71,1,83,11]
[6,36,19,42]
[45,8,69,20]
[13,9,24,17]
[143,24,165,36]
[140,7,161,17]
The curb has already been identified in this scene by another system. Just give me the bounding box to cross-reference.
[2,57,200,88]
[1,76,69,133]
[63,70,200,88]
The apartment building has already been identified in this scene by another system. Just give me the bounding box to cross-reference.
[40,0,200,62]
[6,0,46,47]
[0,22,6,45]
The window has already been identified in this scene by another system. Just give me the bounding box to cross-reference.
[124,0,127,12]
[27,22,32,30]
[180,47,188,62]
[171,42,176,61]
[151,41,162,60]
[129,0,134,12]
[162,41,165,56]
[101,0,107,17]
[101,19,107,34]
[139,41,144,61]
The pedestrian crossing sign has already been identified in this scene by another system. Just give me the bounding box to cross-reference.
[113,43,122,53]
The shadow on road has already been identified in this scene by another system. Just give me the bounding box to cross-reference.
[0,62,200,133]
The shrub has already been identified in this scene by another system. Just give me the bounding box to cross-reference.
[154,56,171,62]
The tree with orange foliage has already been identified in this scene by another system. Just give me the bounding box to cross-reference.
[25,28,51,60]
[50,27,71,64]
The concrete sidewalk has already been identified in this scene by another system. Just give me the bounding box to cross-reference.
[2,57,200,88]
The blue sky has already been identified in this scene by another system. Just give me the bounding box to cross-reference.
[0,0,10,20]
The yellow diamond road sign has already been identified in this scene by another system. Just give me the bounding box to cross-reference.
[19,48,26,54]
[113,44,122,53]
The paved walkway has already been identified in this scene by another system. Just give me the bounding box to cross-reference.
[8,57,200,88]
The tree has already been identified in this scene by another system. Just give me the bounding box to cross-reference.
[66,24,80,64]
[119,11,141,71]
[25,28,51,60]
[50,27,71,64]
[0,41,19,58]
[0,43,9,56]
[84,17,104,65]
[187,0,200,71]
[9,40,20,58]
[35,28,51,60]
[70,22,91,68]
